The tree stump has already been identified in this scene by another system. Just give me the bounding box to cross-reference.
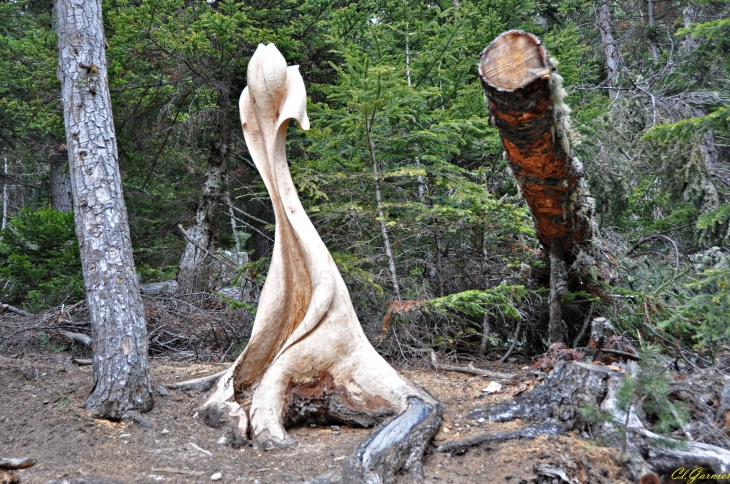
[465,361,730,482]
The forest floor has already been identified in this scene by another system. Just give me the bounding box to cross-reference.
[0,351,632,484]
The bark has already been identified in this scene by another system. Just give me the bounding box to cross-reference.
[366,114,402,301]
[549,240,567,343]
[56,0,153,418]
[50,143,72,212]
[478,31,603,269]
[597,0,621,97]
[195,45,441,483]
[646,0,659,61]
[178,138,228,295]
[683,5,701,51]
[2,153,7,231]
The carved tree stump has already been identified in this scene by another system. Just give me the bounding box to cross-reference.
[194,44,442,484]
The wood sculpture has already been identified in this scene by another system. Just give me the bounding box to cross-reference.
[196,44,441,483]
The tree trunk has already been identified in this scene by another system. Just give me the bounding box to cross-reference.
[56,0,153,419]
[549,239,567,344]
[177,137,228,295]
[366,115,402,301]
[597,0,621,97]
[2,153,7,231]
[478,31,603,269]
[196,44,441,483]
[50,142,72,212]
[646,0,659,61]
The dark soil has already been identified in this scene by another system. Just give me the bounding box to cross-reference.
[0,351,631,484]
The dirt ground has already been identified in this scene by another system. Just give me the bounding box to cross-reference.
[0,352,632,484]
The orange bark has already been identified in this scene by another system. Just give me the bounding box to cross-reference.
[479,30,597,263]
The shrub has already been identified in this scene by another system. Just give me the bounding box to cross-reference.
[0,207,83,311]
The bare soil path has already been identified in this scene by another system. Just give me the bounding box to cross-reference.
[0,354,629,483]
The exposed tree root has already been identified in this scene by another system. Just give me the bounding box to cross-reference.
[436,422,560,454]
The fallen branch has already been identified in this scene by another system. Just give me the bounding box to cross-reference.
[498,321,522,363]
[188,442,212,457]
[150,467,205,476]
[0,304,32,317]
[436,422,560,453]
[165,369,227,392]
[72,357,92,366]
[430,351,515,380]
[62,331,92,347]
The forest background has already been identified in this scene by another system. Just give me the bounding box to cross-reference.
[1,0,729,364]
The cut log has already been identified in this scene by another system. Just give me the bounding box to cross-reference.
[478,30,602,268]
[61,331,92,347]
[192,44,442,483]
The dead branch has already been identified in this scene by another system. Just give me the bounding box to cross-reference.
[0,304,32,317]
[626,234,681,270]
[498,320,522,363]
[177,224,239,271]
[165,369,227,392]
[430,351,515,379]
[62,331,92,347]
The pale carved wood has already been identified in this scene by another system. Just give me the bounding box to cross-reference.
[197,44,441,483]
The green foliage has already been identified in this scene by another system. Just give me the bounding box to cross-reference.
[136,262,177,283]
[660,265,730,356]
[0,208,83,311]
[617,346,688,436]
[581,346,689,458]
[38,332,71,354]
[425,285,526,320]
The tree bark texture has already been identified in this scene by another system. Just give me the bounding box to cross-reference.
[50,142,73,212]
[597,0,621,96]
[56,0,153,418]
[549,240,567,343]
[478,31,604,270]
[178,138,228,295]
[2,154,7,231]
[197,44,441,483]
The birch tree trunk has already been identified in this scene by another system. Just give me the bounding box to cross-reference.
[56,0,153,419]
[196,44,441,483]
[177,137,228,294]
